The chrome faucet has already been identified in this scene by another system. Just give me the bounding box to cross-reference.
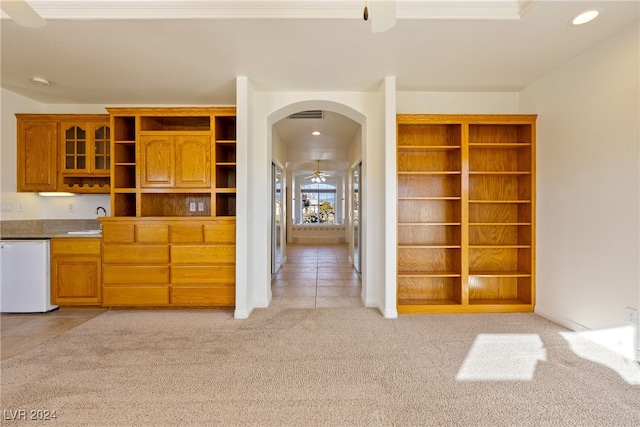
[96,207,107,230]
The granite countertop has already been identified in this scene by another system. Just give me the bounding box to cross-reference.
[0,219,102,239]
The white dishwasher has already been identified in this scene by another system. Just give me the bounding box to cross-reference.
[0,240,58,313]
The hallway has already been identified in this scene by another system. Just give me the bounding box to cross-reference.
[270,244,363,308]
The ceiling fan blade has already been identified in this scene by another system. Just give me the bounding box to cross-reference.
[1,0,46,28]
[370,0,396,33]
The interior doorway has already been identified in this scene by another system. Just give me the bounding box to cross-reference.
[268,103,364,308]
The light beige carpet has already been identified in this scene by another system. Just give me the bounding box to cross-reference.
[1,308,639,426]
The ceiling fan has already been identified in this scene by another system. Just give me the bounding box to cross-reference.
[305,160,330,183]
[1,0,46,28]
[363,0,396,33]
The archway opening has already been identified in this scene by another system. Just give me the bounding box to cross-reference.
[267,101,365,308]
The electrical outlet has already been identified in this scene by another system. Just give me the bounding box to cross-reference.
[626,307,638,325]
[189,202,196,212]
[68,203,74,212]
[16,202,23,212]
[197,202,204,212]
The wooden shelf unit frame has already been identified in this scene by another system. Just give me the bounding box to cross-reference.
[107,107,236,218]
[396,114,536,314]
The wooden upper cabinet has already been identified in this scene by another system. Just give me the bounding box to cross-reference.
[175,135,211,188]
[58,117,111,193]
[107,107,235,218]
[140,135,175,187]
[60,120,111,176]
[140,134,210,188]
[16,117,58,192]
[16,114,111,193]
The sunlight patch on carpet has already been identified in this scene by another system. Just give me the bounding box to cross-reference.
[560,325,640,385]
[456,333,547,381]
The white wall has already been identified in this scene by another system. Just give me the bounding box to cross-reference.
[520,23,639,355]
[397,92,520,114]
[0,89,111,220]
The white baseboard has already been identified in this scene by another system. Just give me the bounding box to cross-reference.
[233,308,250,319]
[535,306,640,362]
[382,308,398,319]
[534,306,591,332]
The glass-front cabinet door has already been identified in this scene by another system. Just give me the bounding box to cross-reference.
[63,124,87,171]
[60,120,110,174]
[92,124,111,173]
[59,118,111,193]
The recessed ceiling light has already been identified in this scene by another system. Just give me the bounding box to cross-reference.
[572,10,599,25]
[31,77,50,86]
[312,131,321,136]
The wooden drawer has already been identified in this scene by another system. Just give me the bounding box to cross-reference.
[103,265,169,284]
[171,224,203,243]
[137,224,169,243]
[171,265,235,284]
[204,223,235,244]
[102,223,135,243]
[51,238,101,256]
[103,245,169,264]
[170,285,234,306]
[103,286,169,306]
[171,245,235,264]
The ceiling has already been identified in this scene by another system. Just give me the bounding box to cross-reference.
[2,0,639,176]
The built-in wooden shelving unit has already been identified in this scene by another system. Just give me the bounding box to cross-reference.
[396,114,536,314]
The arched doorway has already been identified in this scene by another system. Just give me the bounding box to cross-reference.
[267,101,365,308]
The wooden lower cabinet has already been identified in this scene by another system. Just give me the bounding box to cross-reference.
[101,219,235,308]
[51,238,102,306]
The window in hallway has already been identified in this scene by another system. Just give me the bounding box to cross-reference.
[300,182,336,224]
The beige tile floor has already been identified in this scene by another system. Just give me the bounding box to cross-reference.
[271,243,363,308]
[1,243,361,360]
[1,309,106,361]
